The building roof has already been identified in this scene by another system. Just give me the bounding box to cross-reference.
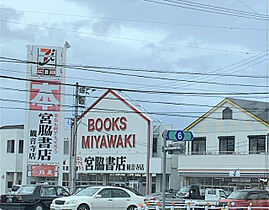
[227,97,269,124]
[185,97,269,130]
[77,89,151,123]
[0,125,24,129]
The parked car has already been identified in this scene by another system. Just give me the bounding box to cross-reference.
[0,184,70,210]
[176,185,204,200]
[218,189,269,209]
[50,186,146,210]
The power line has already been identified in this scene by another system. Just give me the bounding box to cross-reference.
[166,51,268,90]
[1,7,266,31]
[2,96,267,115]
[1,85,269,112]
[237,0,258,13]
[1,99,267,124]
[1,54,268,79]
[144,0,268,21]
[172,0,267,17]
[1,56,268,88]
[0,19,257,55]
[2,74,269,96]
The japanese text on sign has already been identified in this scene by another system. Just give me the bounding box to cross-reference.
[76,156,144,172]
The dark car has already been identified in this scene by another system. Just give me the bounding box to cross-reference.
[218,189,269,209]
[0,184,70,210]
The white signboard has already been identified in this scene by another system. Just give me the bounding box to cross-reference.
[76,90,152,174]
[30,47,63,78]
[229,170,240,177]
[25,45,65,166]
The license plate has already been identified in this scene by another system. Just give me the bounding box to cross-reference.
[55,207,61,210]
[221,208,226,210]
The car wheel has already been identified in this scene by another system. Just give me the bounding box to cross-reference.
[77,204,90,210]
[127,205,137,210]
[34,203,45,210]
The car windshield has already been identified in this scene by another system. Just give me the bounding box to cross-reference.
[73,187,87,195]
[75,187,100,196]
[178,186,190,194]
[228,191,249,199]
[16,186,36,194]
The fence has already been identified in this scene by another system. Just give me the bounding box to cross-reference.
[137,202,269,210]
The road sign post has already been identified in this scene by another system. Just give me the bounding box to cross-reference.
[161,130,194,210]
[166,130,193,141]
[161,131,167,210]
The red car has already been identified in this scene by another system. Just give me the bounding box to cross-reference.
[218,189,269,209]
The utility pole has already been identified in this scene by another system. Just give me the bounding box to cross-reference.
[71,82,79,193]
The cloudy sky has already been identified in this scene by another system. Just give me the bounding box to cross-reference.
[0,0,268,129]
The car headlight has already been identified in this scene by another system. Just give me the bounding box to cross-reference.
[66,200,78,205]
[230,201,236,206]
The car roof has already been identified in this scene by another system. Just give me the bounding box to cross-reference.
[235,189,266,192]
[83,186,129,189]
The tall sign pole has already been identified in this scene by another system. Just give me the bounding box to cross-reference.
[71,82,79,193]
[161,131,167,210]
[23,45,67,185]
[161,129,194,210]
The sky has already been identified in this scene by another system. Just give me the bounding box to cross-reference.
[0,0,268,130]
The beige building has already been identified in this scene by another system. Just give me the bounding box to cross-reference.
[178,97,269,192]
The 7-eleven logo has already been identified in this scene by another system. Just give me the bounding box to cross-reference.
[38,48,56,67]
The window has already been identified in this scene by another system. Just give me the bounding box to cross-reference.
[259,192,269,199]
[247,192,259,200]
[219,136,235,154]
[19,140,24,153]
[249,135,266,154]
[7,181,13,188]
[112,189,130,198]
[222,107,232,119]
[99,189,112,198]
[41,187,56,196]
[191,137,206,155]
[62,173,69,187]
[152,137,158,155]
[56,187,69,196]
[7,140,15,153]
[63,139,69,155]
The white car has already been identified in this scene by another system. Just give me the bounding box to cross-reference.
[50,186,145,210]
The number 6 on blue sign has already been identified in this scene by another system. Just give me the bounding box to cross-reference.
[176,130,184,141]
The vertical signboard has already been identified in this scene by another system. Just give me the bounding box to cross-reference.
[24,45,66,180]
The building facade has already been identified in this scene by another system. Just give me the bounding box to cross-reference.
[69,89,177,195]
[0,125,24,194]
[178,97,269,193]
[0,125,71,194]
[0,90,178,195]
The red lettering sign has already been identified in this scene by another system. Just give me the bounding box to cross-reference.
[81,134,136,149]
[31,165,56,177]
[87,117,127,132]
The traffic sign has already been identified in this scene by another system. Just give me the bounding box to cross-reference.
[165,130,193,141]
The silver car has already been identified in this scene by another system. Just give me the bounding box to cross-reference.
[50,186,145,210]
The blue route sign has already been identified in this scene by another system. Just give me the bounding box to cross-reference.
[166,130,193,141]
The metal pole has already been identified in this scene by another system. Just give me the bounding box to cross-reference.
[162,131,167,210]
[71,82,79,193]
